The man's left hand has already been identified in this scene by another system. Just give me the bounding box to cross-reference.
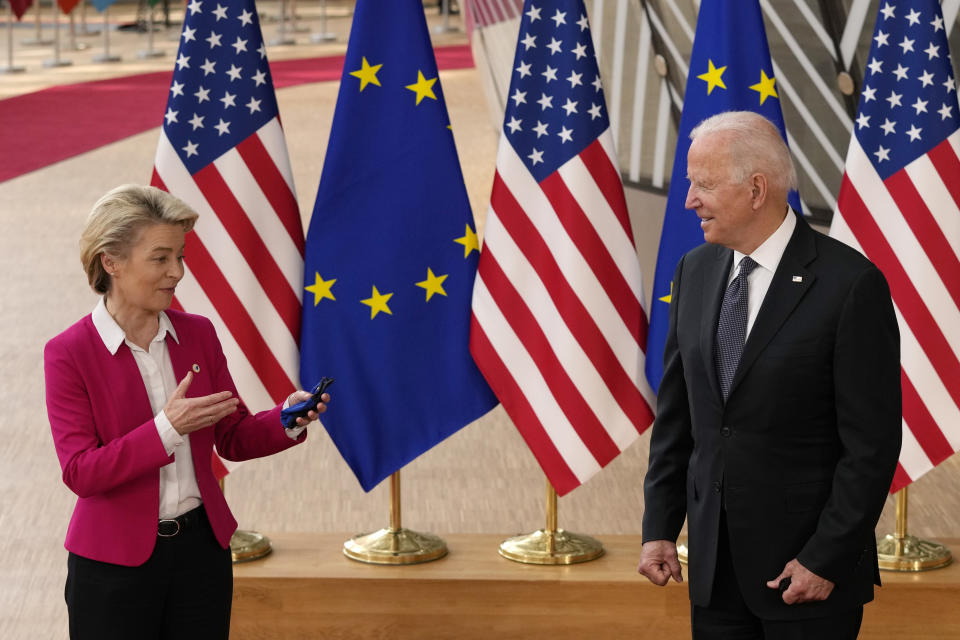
[766,558,834,604]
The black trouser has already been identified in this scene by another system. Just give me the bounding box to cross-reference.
[692,511,863,640]
[65,506,232,640]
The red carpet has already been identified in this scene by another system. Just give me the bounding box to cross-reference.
[0,44,474,184]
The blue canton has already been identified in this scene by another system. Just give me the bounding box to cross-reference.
[856,1,960,179]
[504,1,609,181]
[162,0,278,174]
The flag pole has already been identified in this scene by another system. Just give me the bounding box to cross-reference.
[137,3,163,59]
[876,487,952,571]
[219,477,274,563]
[499,477,604,564]
[2,4,26,73]
[22,0,53,45]
[43,5,73,67]
[92,6,120,62]
[342,471,448,565]
[309,0,336,43]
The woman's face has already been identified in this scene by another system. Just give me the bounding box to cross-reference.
[107,223,186,315]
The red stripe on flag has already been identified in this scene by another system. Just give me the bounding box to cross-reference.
[540,171,644,346]
[469,317,581,495]
[169,296,185,312]
[885,170,960,311]
[182,232,294,402]
[901,370,955,466]
[927,139,960,211]
[236,133,305,255]
[491,172,654,431]
[890,463,911,494]
[578,139,634,238]
[193,163,301,341]
[479,248,621,466]
[839,175,960,410]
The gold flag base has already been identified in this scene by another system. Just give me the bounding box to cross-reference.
[230,530,273,563]
[877,533,952,572]
[676,537,689,565]
[498,528,604,565]
[343,527,448,565]
[342,472,448,565]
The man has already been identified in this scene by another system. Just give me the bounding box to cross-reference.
[637,111,901,639]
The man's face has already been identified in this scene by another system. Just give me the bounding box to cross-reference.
[684,132,757,251]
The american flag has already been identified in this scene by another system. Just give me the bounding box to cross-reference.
[465,0,522,29]
[830,0,960,492]
[151,0,303,425]
[470,0,655,496]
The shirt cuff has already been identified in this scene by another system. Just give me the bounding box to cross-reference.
[156,410,183,456]
[280,397,308,439]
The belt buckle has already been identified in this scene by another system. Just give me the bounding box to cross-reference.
[158,518,181,537]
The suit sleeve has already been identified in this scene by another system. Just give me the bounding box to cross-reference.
[44,339,172,498]
[642,256,695,543]
[206,320,307,461]
[797,265,901,583]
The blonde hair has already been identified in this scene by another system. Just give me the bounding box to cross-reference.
[79,184,198,294]
[689,111,799,194]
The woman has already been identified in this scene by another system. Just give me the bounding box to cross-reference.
[44,184,327,639]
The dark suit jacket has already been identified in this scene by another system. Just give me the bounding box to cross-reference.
[642,214,901,620]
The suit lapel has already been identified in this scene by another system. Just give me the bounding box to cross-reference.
[727,216,818,398]
[699,245,733,403]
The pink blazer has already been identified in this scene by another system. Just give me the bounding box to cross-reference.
[44,309,305,566]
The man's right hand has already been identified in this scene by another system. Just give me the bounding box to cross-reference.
[637,539,684,586]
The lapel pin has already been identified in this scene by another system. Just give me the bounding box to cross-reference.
[792,276,803,283]
[192,363,201,373]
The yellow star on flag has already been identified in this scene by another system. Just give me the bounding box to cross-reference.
[349,57,383,92]
[697,59,727,95]
[416,268,449,301]
[405,70,438,105]
[454,224,479,258]
[361,285,393,319]
[658,281,673,304]
[304,272,336,305]
[750,69,778,104]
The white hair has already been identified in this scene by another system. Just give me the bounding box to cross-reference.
[689,111,798,194]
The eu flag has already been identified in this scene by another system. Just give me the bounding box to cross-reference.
[300,0,498,491]
[645,0,800,391]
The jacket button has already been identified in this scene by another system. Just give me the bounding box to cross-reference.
[720,427,731,438]
[713,481,721,494]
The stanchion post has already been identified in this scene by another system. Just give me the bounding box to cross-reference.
[310,0,336,43]
[44,6,73,67]
[343,471,448,565]
[92,7,121,62]
[498,477,604,565]
[3,4,27,73]
[877,486,952,571]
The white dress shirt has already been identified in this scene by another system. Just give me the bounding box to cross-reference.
[728,209,797,339]
[92,298,200,519]
[92,298,306,519]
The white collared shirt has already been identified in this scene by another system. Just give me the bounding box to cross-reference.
[92,297,200,519]
[728,209,797,338]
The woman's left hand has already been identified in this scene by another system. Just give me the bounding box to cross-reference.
[285,390,330,428]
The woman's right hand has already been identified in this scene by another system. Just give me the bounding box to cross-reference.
[163,371,240,435]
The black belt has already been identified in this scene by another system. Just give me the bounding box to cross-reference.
[158,505,207,538]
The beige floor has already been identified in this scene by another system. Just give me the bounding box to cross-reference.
[2,2,958,639]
